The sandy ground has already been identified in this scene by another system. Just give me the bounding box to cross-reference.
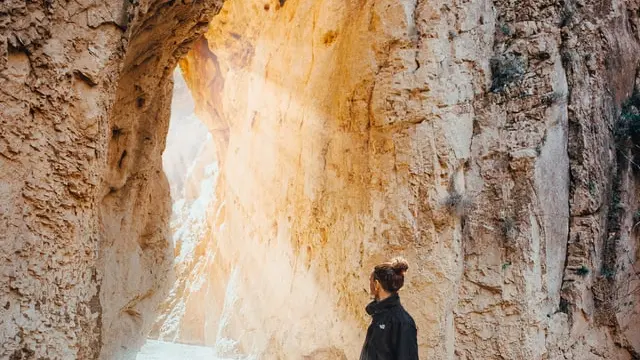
[136,340,220,360]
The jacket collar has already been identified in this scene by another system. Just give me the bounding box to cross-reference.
[365,293,401,316]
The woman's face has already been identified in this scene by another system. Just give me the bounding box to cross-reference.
[369,272,379,300]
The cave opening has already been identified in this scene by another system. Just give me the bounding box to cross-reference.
[105,0,407,357]
[128,0,371,352]
[135,67,229,359]
[124,0,378,356]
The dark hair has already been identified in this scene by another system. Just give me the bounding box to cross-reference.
[372,257,409,293]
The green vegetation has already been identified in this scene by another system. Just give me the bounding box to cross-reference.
[616,90,640,140]
[588,181,596,197]
[499,23,512,36]
[499,215,516,238]
[490,53,526,93]
[443,191,473,217]
[601,267,616,280]
[543,91,566,106]
[576,265,590,276]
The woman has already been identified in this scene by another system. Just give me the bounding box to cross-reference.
[360,257,419,360]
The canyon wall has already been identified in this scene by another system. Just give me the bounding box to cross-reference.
[0,1,221,359]
[155,0,640,359]
[2,0,640,359]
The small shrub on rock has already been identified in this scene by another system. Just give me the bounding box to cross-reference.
[490,53,527,93]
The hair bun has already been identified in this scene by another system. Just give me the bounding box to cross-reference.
[391,257,409,274]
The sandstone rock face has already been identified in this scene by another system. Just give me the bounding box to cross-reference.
[154,0,640,359]
[0,1,221,359]
[2,0,640,359]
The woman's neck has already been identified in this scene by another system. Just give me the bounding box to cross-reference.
[377,291,393,302]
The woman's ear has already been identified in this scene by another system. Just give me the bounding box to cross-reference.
[374,279,382,293]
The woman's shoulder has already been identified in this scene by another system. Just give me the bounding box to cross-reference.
[389,305,416,326]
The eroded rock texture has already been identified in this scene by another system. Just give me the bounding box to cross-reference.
[154,0,640,359]
[2,0,640,359]
[0,1,221,359]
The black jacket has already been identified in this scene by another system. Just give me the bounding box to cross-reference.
[360,293,419,360]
